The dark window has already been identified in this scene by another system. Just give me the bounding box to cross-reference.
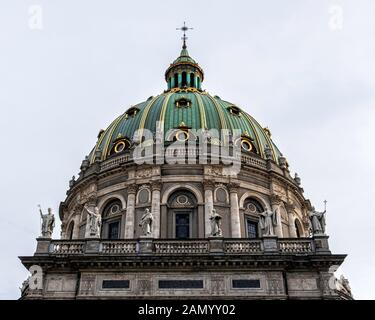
[232,279,260,289]
[159,280,203,289]
[175,213,190,239]
[295,221,301,238]
[174,73,178,88]
[108,221,119,239]
[246,219,258,238]
[190,73,195,87]
[102,280,129,289]
[181,72,187,87]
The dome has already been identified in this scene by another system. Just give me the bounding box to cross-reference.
[89,90,282,163]
[88,43,282,164]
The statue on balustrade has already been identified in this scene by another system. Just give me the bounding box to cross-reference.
[139,208,154,236]
[308,206,326,235]
[38,205,55,238]
[84,203,102,238]
[209,208,222,237]
[259,208,279,236]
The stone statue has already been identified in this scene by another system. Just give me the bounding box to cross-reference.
[38,205,55,238]
[308,206,326,235]
[20,277,30,295]
[209,208,222,237]
[84,203,101,238]
[139,208,154,236]
[259,208,279,236]
[336,275,352,297]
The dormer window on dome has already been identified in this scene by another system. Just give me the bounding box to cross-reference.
[175,97,191,108]
[227,105,241,116]
[237,132,257,154]
[109,134,131,156]
[125,107,139,119]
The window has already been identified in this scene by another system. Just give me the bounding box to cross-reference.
[109,138,131,155]
[246,219,258,238]
[175,97,191,108]
[125,107,139,118]
[108,221,119,239]
[176,213,190,239]
[227,105,241,116]
[182,72,187,87]
[174,73,178,88]
[295,220,301,238]
[67,221,74,240]
[190,73,195,87]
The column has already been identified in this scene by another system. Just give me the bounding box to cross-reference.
[124,184,137,239]
[151,181,161,238]
[203,180,214,237]
[171,76,175,88]
[178,72,182,88]
[186,73,191,87]
[285,202,297,238]
[229,183,241,238]
[270,194,283,238]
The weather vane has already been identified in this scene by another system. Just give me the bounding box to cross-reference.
[176,21,193,49]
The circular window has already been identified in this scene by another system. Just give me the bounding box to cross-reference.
[176,130,189,141]
[246,203,257,213]
[110,203,120,214]
[176,195,189,205]
[241,139,253,152]
[114,140,126,153]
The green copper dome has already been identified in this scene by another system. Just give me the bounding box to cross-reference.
[89,45,282,164]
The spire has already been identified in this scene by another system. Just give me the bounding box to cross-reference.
[165,22,204,90]
[176,21,193,50]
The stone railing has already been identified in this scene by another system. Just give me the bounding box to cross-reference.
[241,154,267,169]
[97,147,271,172]
[101,240,137,254]
[49,241,86,255]
[100,154,131,171]
[223,239,262,253]
[154,240,209,254]
[279,239,314,254]
[36,236,327,256]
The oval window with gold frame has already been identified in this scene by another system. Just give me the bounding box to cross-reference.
[110,138,131,155]
[175,130,189,142]
[241,139,253,152]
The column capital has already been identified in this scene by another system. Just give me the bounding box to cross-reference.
[151,181,162,191]
[203,179,215,190]
[127,184,138,195]
[270,194,282,206]
[228,182,240,193]
[284,201,295,212]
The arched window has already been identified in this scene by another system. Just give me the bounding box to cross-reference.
[295,219,302,238]
[190,73,195,87]
[67,221,74,240]
[181,72,187,87]
[174,73,178,88]
[243,198,264,239]
[101,199,123,239]
[167,190,198,239]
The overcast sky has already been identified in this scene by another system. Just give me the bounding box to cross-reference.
[0,0,374,299]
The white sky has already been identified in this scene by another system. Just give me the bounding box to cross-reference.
[0,0,374,299]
